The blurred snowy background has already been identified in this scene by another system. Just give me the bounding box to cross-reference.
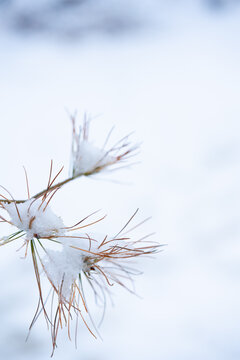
[0,0,240,359]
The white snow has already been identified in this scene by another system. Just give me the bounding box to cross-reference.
[72,140,115,176]
[43,247,84,299]
[42,234,104,298]
[3,198,65,240]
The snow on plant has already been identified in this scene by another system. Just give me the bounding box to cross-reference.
[70,114,138,176]
[0,114,159,356]
[3,198,65,241]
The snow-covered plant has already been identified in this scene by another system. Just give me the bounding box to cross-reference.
[70,114,138,177]
[0,114,159,356]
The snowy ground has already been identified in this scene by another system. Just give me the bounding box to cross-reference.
[0,1,240,359]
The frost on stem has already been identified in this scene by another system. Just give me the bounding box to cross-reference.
[70,114,138,177]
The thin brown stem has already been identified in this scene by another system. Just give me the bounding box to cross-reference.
[0,175,77,204]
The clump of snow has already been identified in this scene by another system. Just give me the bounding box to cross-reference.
[43,233,111,298]
[4,198,65,240]
[43,247,84,299]
[72,140,115,176]
[43,232,134,299]
[43,235,95,298]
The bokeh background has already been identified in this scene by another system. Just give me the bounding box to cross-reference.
[0,0,240,359]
